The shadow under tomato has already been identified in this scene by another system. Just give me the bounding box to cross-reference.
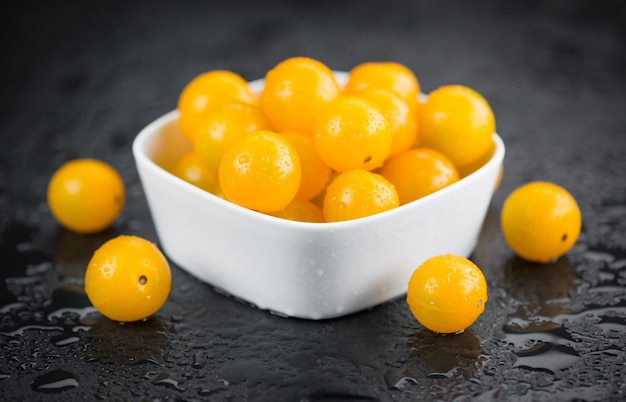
[85,315,171,366]
[502,256,578,329]
[499,256,583,374]
[407,327,482,378]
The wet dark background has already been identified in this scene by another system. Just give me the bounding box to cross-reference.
[1,0,626,400]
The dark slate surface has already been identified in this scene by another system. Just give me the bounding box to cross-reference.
[1,1,626,401]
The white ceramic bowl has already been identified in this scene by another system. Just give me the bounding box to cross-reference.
[132,72,505,320]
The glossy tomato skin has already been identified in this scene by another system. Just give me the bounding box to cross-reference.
[85,235,171,322]
[47,158,125,234]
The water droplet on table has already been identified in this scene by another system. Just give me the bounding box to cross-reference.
[30,369,79,393]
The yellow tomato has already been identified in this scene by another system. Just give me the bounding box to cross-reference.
[379,147,459,205]
[343,61,421,112]
[260,57,341,134]
[356,87,419,158]
[280,130,332,201]
[323,169,399,222]
[500,181,581,263]
[170,151,220,195]
[218,130,301,213]
[313,96,392,172]
[418,85,495,169]
[407,254,488,334]
[178,70,258,142]
[191,102,271,169]
[47,159,125,234]
[267,199,325,223]
[85,235,171,322]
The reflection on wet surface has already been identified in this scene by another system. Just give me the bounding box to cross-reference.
[500,256,582,374]
[30,368,80,393]
[497,248,626,376]
[1,206,625,400]
[384,328,483,394]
